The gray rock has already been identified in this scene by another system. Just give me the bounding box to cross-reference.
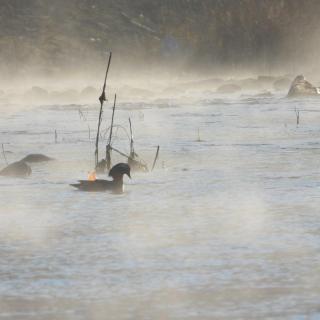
[288,75,320,97]
[80,86,98,100]
[24,86,49,101]
[21,154,54,163]
[0,161,31,178]
[216,83,241,94]
[273,77,291,91]
[255,91,273,98]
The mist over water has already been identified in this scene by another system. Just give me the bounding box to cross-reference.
[0,87,320,319]
[2,0,320,319]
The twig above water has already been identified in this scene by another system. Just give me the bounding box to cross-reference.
[151,145,160,171]
[95,51,112,167]
[1,144,8,165]
[105,94,117,170]
[295,107,300,126]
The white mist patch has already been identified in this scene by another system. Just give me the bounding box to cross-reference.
[1,90,320,319]
[0,206,55,245]
[0,180,67,247]
[216,190,269,241]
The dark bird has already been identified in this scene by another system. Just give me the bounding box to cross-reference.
[70,163,131,193]
[21,154,54,163]
[0,161,31,178]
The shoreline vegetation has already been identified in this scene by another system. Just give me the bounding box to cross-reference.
[1,1,320,78]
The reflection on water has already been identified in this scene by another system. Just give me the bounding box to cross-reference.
[0,96,320,319]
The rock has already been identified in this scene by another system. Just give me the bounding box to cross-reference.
[175,78,224,91]
[118,85,154,99]
[238,78,262,91]
[49,89,79,103]
[24,86,49,102]
[256,76,277,85]
[287,75,320,97]
[254,91,273,97]
[216,83,241,94]
[0,161,31,178]
[20,154,54,163]
[80,86,98,100]
[273,77,291,91]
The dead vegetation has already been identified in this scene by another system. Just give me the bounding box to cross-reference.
[93,53,160,175]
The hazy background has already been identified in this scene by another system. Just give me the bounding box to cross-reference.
[1,0,320,84]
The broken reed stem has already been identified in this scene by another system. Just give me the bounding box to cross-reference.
[103,125,130,141]
[1,144,8,165]
[106,93,117,170]
[295,107,300,126]
[54,129,58,144]
[108,94,117,146]
[95,100,104,166]
[110,146,131,160]
[197,128,201,142]
[151,145,160,171]
[78,108,84,120]
[129,117,134,156]
[95,52,112,167]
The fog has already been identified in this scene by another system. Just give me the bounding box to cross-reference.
[1,1,320,319]
[2,0,320,85]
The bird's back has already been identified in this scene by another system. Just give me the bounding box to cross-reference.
[70,179,114,192]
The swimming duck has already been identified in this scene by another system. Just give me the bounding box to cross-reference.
[21,154,54,163]
[0,161,32,178]
[70,163,131,193]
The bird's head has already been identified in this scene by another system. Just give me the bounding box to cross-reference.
[109,163,131,180]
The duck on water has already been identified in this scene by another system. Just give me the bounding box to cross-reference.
[70,163,131,193]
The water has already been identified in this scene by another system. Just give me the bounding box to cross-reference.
[0,94,320,319]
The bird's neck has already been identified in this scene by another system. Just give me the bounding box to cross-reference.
[113,176,123,184]
[113,175,124,193]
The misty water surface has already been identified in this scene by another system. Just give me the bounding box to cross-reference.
[0,93,320,319]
